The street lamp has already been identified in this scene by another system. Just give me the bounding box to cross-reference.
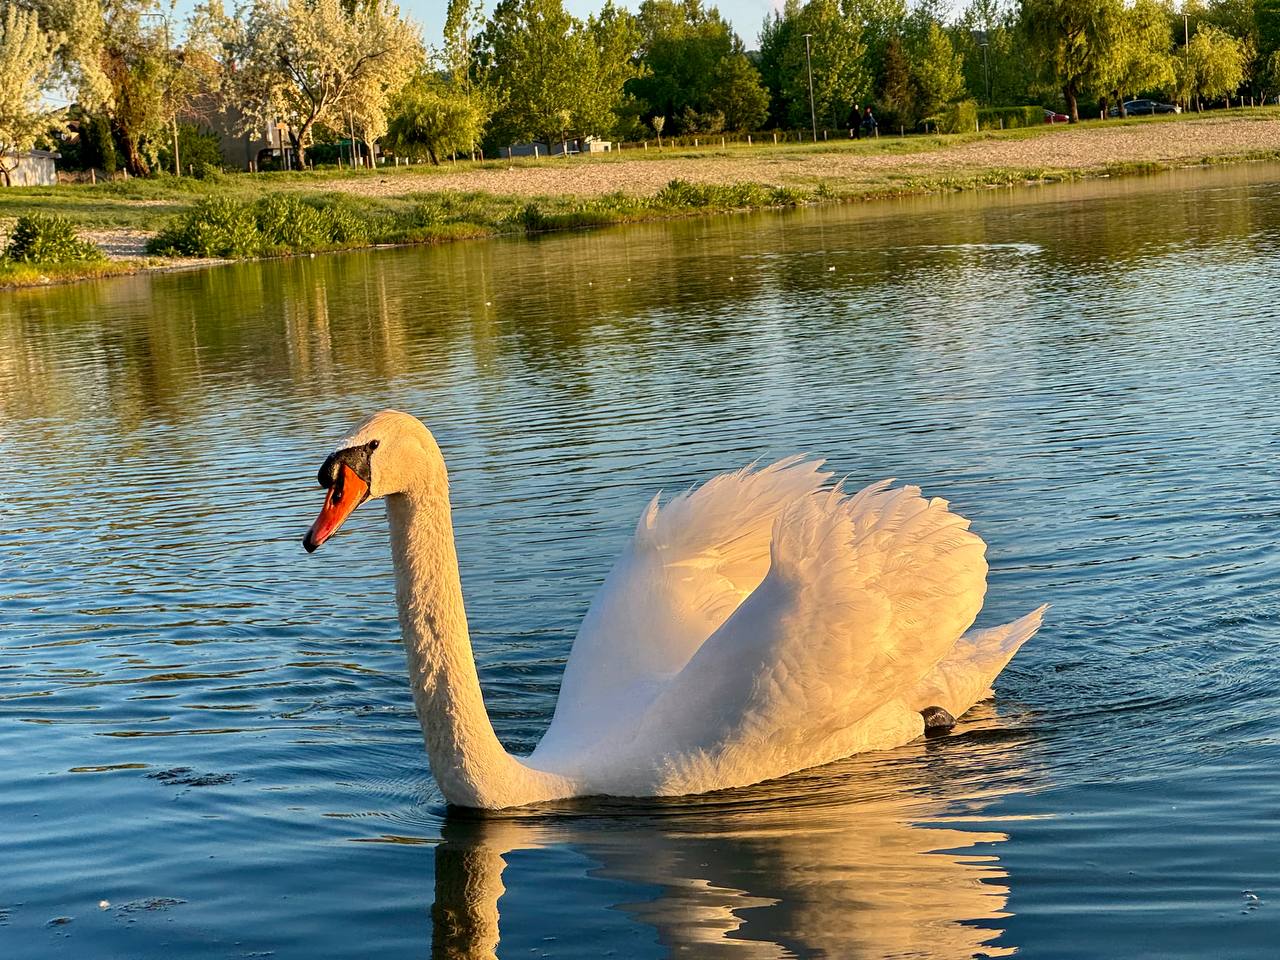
[980,40,991,106]
[140,11,181,176]
[1182,11,1191,112]
[802,33,817,143]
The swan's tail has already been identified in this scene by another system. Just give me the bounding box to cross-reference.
[911,604,1048,720]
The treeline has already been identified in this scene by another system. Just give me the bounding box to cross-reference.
[3,0,1279,183]
[415,0,1280,160]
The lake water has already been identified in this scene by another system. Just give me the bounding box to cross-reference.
[3,163,1279,959]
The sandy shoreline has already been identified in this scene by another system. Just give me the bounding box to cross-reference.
[320,115,1280,201]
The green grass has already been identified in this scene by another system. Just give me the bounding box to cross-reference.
[0,258,148,287]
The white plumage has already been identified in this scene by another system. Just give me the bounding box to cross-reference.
[306,410,1045,809]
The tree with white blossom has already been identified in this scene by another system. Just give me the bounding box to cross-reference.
[0,4,64,187]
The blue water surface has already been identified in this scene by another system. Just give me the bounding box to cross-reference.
[2,162,1279,958]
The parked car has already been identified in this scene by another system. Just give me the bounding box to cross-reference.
[1108,99,1182,116]
[1043,108,1070,124]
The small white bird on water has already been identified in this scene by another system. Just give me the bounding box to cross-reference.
[303,410,1045,809]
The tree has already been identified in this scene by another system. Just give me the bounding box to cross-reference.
[1022,0,1123,121]
[775,0,869,131]
[1261,0,1280,78]
[1097,0,1173,116]
[912,21,966,119]
[707,49,770,130]
[1262,46,1280,101]
[846,0,908,68]
[876,34,915,126]
[627,0,766,134]
[952,0,1037,107]
[0,4,63,187]
[580,1,645,138]
[1179,22,1248,108]
[23,0,186,176]
[232,0,422,168]
[479,0,641,149]
[629,0,733,132]
[442,0,481,85]
[386,69,487,163]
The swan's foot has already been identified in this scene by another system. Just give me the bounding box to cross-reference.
[920,705,956,738]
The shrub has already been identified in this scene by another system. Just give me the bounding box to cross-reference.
[147,198,259,257]
[157,125,226,177]
[653,179,808,210]
[3,215,104,264]
[516,203,550,232]
[930,100,979,134]
[189,161,224,181]
[977,106,1046,131]
[147,195,369,257]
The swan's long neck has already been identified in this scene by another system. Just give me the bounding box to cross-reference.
[386,487,564,808]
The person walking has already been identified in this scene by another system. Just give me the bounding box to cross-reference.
[860,105,878,138]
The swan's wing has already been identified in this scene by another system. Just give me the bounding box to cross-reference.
[911,604,1048,718]
[534,457,831,761]
[631,482,989,793]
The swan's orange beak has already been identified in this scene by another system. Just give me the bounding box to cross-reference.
[303,463,369,553]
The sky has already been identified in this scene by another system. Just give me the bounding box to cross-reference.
[412,0,785,51]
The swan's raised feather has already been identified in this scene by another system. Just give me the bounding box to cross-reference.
[305,411,1044,808]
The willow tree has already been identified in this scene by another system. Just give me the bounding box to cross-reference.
[385,69,487,163]
[1098,0,1174,116]
[1022,0,1122,121]
[0,5,63,186]
[1179,23,1249,109]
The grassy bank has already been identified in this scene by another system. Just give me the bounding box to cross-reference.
[3,108,1280,290]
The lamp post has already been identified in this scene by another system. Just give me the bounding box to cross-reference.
[802,33,817,143]
[980,40,991,106]
[1182,11,1191,112]
[140,11,181,176]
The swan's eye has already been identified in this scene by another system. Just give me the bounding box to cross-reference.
[369,440,380,450]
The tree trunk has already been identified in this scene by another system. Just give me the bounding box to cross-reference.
[1064,83,1079,123]
[295,119,314,168]
[121,134,151,177]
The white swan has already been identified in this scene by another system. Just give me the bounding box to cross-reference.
[303,410,1045,809]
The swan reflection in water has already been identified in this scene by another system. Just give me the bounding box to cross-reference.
[428,705,1029,959]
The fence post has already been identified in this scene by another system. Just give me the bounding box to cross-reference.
[773,132,778,144]
[721,136,725,148]
[747,134,752,145]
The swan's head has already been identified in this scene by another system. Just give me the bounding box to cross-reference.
[302,409,441,553]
